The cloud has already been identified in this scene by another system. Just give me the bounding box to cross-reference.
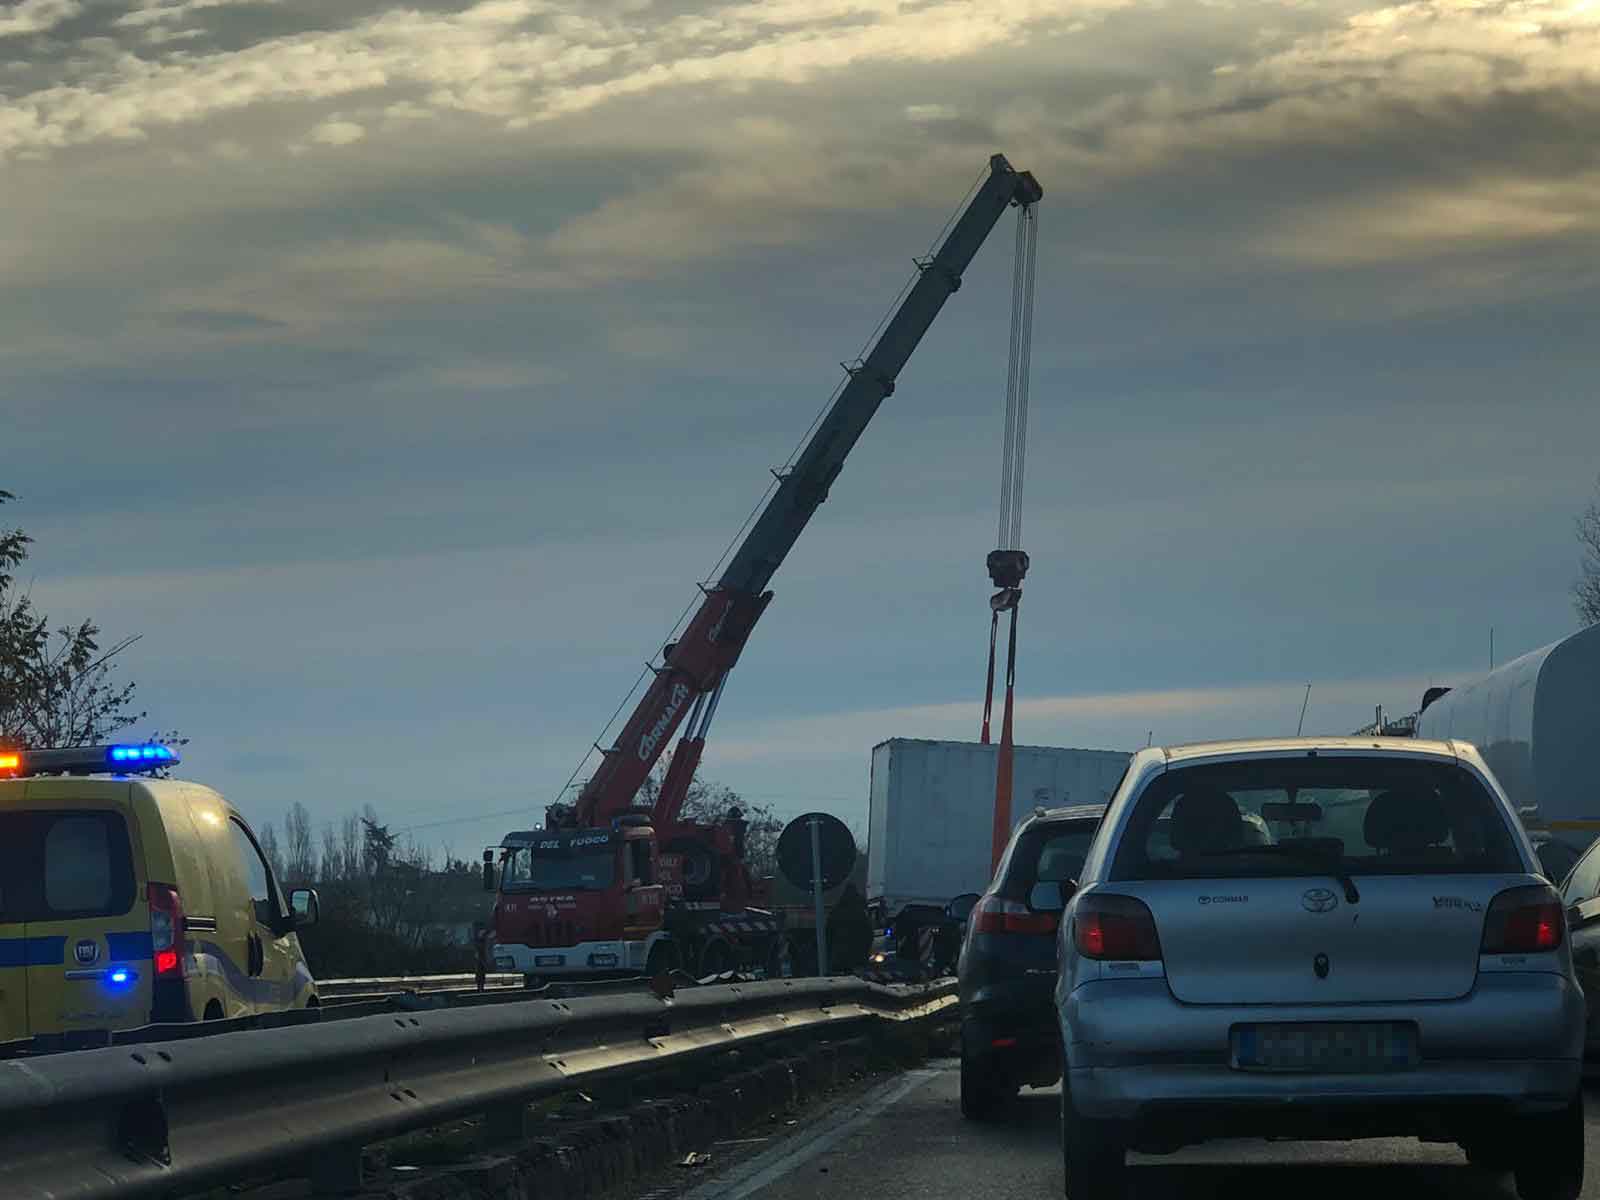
[115,0,283,29]
[307,117,366,146]
[0,0,79,38]
[1257,170,1600,264]
[706,675,1468,765]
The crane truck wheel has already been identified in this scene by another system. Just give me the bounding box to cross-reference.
[646,940,679,979]
[698,938,734,978]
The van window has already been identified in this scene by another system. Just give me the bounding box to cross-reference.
[0,814,20,922]
[229,819,280,927]
[45,816,117,913]
[0,811,136,920]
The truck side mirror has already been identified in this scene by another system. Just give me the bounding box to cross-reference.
[482,849,497,893]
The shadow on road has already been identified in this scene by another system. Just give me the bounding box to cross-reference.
[989,1093,1516,1200]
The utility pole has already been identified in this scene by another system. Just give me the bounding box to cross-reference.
[1296,684,1312,737]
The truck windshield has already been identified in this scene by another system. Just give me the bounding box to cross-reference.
[502,847,615,891]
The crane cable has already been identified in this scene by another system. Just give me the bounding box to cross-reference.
[982,200,1039,872]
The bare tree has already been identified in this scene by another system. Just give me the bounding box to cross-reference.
[283,801,317,885]
[1577,477,1600,628]
[258,821,286,882]
[339,814,363,882]
[320,821,341,884]
[2,492,154,748]
[637,764,784,878]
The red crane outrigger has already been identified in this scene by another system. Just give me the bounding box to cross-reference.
[490,154,1044,982]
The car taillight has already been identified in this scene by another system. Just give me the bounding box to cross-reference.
[148,882,186,978]
[1481,885,1564,954]
[971,896,1059,935]
[1073,894,1162,961]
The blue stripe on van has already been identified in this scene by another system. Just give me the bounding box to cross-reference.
[0,936,67,968]
[107,931,154,960]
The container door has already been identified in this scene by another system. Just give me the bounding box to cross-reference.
[0,813,29,1042]
[24,809,153,1037]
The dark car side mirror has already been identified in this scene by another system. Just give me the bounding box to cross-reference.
[289,887,320,929]
[946,892,981,925]
[482,849,497,893]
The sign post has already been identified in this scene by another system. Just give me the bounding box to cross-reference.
[809,817,829,976]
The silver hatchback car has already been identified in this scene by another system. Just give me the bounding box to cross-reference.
[1054,737,1584,1200]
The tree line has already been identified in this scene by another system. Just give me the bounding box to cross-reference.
[254,801,488,978]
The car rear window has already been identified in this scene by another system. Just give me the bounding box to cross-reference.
[0,810,137,920]
[1110,757,1523,881]
[998,820,1098,898]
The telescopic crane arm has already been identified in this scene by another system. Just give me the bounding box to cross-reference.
[563,154,1044,832]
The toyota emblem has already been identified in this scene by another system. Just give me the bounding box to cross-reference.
[1301,887,1338,913]
[545,905,559,921]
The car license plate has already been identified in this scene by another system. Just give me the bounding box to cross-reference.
[1231,1022,1418,1072]
[534,954,565,967]
[589,953,618,967]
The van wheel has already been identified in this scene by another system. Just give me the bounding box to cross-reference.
[1512,1094,1584,1200]
[203,1001,224,1021]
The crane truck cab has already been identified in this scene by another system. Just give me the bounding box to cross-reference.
[487,811,782,982]
[0,743,320,1048]
[488,820,663,979]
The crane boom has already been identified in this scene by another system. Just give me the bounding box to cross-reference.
[565,154,1043,831]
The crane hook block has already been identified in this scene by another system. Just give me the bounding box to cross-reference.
[987,548,1030,589]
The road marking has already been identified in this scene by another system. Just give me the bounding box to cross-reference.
[680,1067,944,1200]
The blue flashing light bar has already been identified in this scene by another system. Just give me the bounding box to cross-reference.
[107,967,137,989]
[1,743,181,778]
[109,744,176,765]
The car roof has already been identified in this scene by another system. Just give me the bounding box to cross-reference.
[1151,736,1462,765]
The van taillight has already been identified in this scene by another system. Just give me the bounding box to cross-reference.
[1073,894,1162,961]
[148,883,185,978]
[1481,885,1564,954]
[971,896,1059,935]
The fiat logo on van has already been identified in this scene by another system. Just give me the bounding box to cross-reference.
[73,939,100,965]
[1301,887,1338,914]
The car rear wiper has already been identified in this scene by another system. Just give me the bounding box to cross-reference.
[1195,845,1361,904]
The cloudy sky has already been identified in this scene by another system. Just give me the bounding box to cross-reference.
[4,0,1597,855]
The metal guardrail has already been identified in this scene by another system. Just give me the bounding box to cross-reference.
[0,975,956,1200]
[316,972,524,1000]
[0,970,750,1061]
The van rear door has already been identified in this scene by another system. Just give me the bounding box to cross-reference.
[22,807,152,1037]
[0,813,29,1042]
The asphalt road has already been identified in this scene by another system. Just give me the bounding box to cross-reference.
[677,1059,1600,1200]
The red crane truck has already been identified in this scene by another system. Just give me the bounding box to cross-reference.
[488,154,1044,983]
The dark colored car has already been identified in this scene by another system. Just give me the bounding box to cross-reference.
[1531,830,1583,889]
[1560,836,1600,1058]
[957,803,1105,1120]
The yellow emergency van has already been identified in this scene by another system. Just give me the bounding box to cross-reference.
[0,743,321,1044]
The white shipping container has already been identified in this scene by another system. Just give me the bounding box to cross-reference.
[867,737,1132,914]
[1413,622,1600,849]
